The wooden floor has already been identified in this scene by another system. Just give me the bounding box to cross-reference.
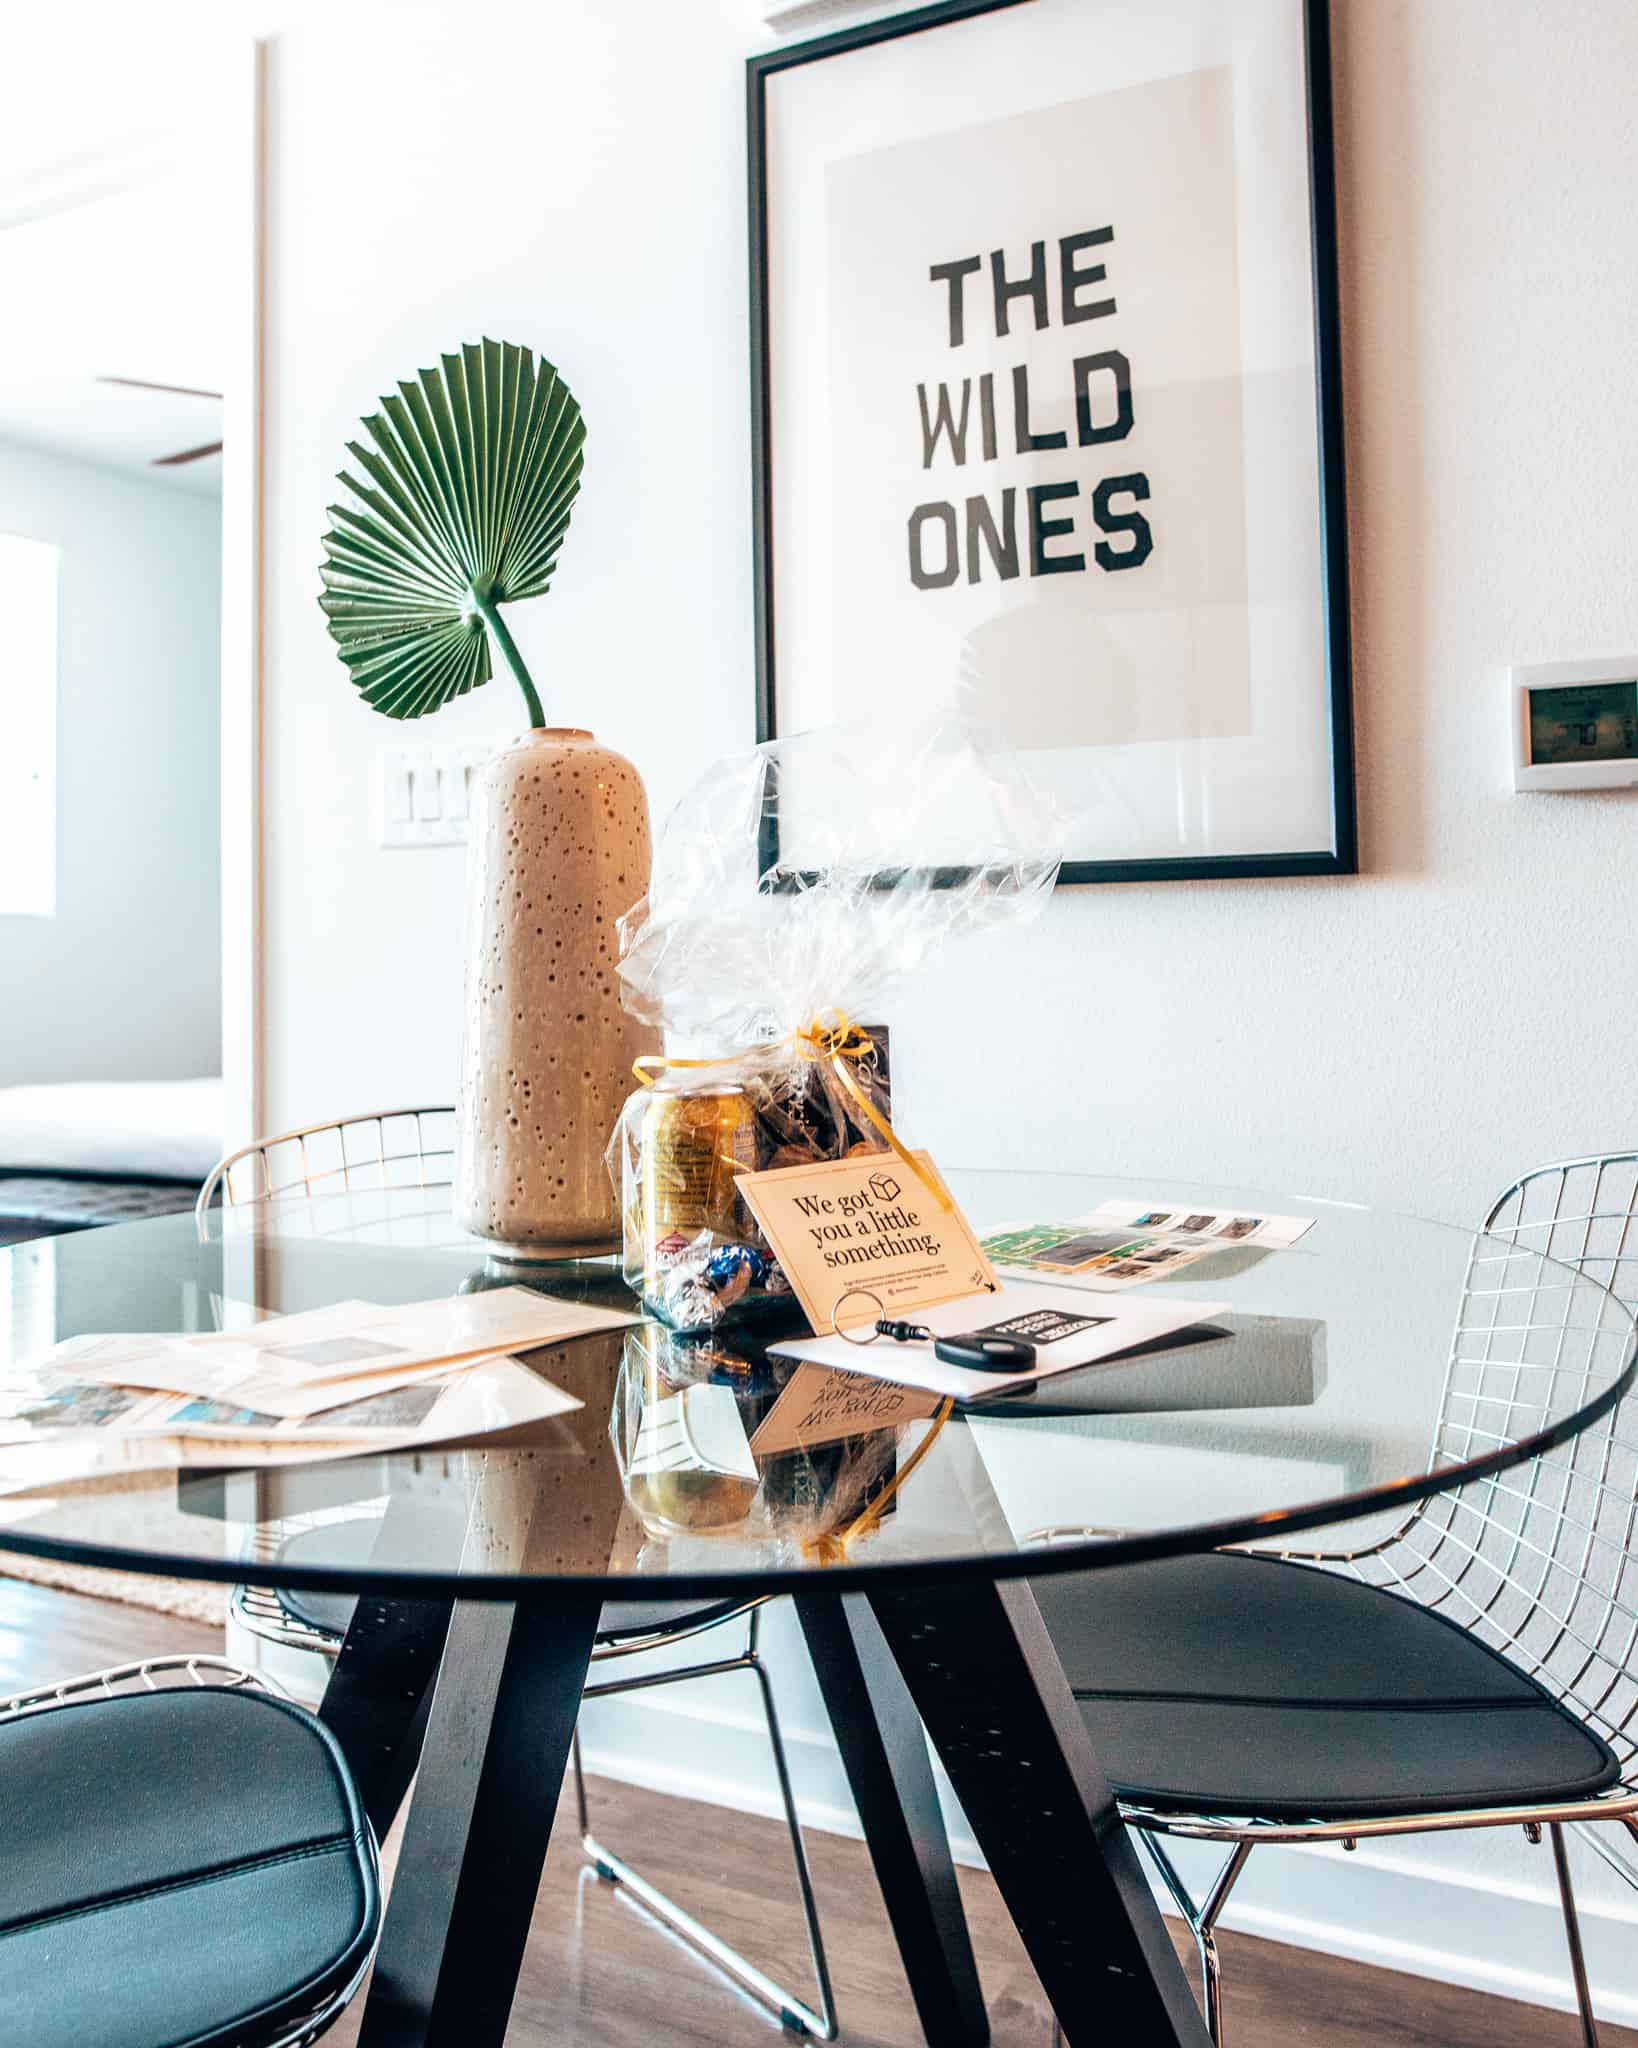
[3,1576,1628,2048]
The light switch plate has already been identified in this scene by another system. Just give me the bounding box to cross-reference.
[378,744,491,847]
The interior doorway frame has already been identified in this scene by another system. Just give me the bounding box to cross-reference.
[220,36,269,1153]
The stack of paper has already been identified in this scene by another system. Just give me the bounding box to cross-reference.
[0,1288,636,1482]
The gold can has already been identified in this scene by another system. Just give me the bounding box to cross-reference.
[640,1084,755,1278]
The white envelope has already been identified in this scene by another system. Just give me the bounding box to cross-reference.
[769,1282,1229,1402]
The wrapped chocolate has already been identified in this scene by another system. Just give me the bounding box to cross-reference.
[609,722,1060,1330]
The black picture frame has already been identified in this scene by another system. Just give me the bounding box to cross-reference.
[748,0,1355,887]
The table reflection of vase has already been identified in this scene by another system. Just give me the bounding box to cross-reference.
[462,1326,630,1576]
[454,729,652,1258]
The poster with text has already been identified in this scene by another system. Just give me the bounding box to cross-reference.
[755,0,1352,881]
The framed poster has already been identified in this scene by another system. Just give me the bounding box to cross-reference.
[749,0,1355,884]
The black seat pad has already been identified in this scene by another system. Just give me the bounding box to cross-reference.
[271,1520,743,1645]
[1032,1551,1621,1820]
[0,1687,378,2048]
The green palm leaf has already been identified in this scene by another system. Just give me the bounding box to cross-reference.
[319,338,585,723]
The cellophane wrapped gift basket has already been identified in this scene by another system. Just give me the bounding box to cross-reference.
[610,722,1060,1332]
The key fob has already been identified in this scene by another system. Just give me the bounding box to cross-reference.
[933,1333,1037,1373]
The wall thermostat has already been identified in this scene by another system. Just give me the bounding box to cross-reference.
[1512,656,1638,791]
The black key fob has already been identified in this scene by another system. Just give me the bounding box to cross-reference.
[933,1333,1037,1373]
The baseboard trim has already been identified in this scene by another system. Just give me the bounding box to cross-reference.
[577,1683,1638,2028]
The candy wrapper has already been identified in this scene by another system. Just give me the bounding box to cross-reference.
[609,722,1060,1331]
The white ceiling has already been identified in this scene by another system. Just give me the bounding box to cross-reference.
[0,9,240,499]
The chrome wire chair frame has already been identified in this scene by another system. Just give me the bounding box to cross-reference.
[570,1598,838,2040]
[1047,1152,1638,2048]
[231,1504,393,1662]
[0,1655,378,2048]
[196,1107,458,1224]
[0,1651,289,1719]
[205,1108,837,2039]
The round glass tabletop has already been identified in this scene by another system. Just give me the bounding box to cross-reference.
[0,1170,1630,1600]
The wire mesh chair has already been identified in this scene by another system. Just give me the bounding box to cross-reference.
[2,1651,288,1718]
[1056,1153,1638,2048]
[196,1107,458,1221]
[210,1109,838,2039]
[0,1656,377,2048]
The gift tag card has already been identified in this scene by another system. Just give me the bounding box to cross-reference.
[735,1150,997,1334]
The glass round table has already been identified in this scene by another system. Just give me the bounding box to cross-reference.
[0,1170,1630,2048]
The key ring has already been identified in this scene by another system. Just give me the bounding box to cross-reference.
[833,1288,940,1350]
[830,1285,1036,1374]
[834,1288,885,1345]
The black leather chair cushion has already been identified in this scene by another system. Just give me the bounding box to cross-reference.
[272,1519,743,1647]
[594,1597,750,1643]
[1032,1551,1621,1820]
[0,1686,378,2048]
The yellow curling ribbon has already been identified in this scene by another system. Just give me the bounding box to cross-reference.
[632,1008,952,1214]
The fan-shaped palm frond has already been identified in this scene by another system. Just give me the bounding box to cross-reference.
[319,338,585,724]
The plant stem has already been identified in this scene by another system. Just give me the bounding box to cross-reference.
[472,590,545,728]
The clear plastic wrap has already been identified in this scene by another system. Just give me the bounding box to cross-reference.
[610,722,1061,1330]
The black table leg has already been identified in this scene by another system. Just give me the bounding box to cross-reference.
[796,1588,990,2047]
[356,1589,603,2048]
[319,1591,453,1841]
[869,1575,1212,2048]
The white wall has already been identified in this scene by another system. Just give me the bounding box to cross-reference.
[0,436,221,1085]
[259,0,766,1126]
[255,0,1638,2021]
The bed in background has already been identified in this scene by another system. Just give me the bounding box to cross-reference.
[0,1078,222,1246]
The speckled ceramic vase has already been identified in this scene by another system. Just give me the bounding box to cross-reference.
[454,729,652,1257]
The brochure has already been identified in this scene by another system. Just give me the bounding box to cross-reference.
[55,1331,505,1419]
[0,1347,580,1450]
[768,1282,1229,1402]
[0,1287,622,1481]
[24,1288,638,1434]
[144,1286,638,1383]
[1081,1202,1315,1249]
[982,1202,1314,1290]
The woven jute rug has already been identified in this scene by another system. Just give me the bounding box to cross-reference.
[1,1551,227,1626]
[0,1471,228,1626]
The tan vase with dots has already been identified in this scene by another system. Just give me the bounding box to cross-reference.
[454,729,652,1256]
